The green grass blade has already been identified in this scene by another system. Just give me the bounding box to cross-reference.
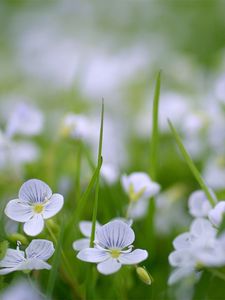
[90,100,104,247]
[168,119,216,207]
[46,221,65,298]
[150,71,161,180]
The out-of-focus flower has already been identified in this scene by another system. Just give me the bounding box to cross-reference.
[101,163,119,185]
[121,172,160,219]
[0,239,54,274]
[121,172,160,202]
[188,190,213,218]
[208,201,225,227]
[5,102,43,138]
[0,279,45,300]
[203,155,225,190]
[168,218,225,284]
[60,113,91,140]
[77,220,148,275]
[5,179,64,236]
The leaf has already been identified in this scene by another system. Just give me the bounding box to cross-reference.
[217,213,225,236]
[0,240,9,260]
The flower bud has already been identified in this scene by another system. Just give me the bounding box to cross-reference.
[136,266,153,285]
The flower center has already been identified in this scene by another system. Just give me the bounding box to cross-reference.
[33,204,44,214]
[110,249,121,258]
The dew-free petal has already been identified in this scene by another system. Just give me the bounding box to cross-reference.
[5,200,33,222]
[42,194,64,219]
[97,258,121,275]
[119,249,148,265]
[23,214,44,236]
[19,179,52,203]
[77,248,109,263]
[25,239,54,260]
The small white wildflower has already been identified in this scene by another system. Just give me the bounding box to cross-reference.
[101,163,119,185]
[0,239,54,275]
[77,220,148,275]
[121,172,160,202]
[208,201,225,227]
[6,102,43,138]
[5,179,64,236]
[60,113,90,140]
[188,190,213,218]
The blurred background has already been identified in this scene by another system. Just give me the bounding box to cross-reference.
[1,0,225,299]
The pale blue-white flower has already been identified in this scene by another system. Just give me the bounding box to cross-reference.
[101,163,119,185]
[6,102,43,138]
[77,220,148,275]
[5,179,64,236]
[60,113,90,140]
[168,218,225,284]
[208,201,225,227]
[73,219,133,251]
[0,239,54,275]
[188,190,213,218]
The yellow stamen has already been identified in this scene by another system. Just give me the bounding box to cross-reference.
[33,204,44,214]
[128,184,146,202]
[110,249,120,258]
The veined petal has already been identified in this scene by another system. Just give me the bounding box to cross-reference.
[18,258,51,270]
[23,214,44,236]
[42,194,64,219]
[169,250,194,267]
[0,249,25,268]
[79,221,101,237]
[97,258,121,275]
[77,248,109,263]
[0,266,19,275]
[25,239,54,260]
[96,220,135,249]
[19,179,52,203]
[190,218,216,238]
[119,249,148,265]
[5,200,33,222]
[73,238,90,251]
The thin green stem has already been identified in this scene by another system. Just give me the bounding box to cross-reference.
[75,140,82,201]
[209,268,225,281]
[90,100,104,247]
[168,120,216,207]
[150,71,161,180]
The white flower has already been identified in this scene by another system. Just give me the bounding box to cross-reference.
[73,221,101,251]
[0,239,54,275]
[60,113,90,140]
[77,220,148,275]
[188,190,213,218]
[5,179,64,236]
[208,201,225,227]
[168,218,225,284]
[121,172,160,202]
[6,103,43,138]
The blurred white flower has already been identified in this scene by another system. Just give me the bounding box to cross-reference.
[77,220,148,275]
[168,218,225,284]
[5,179,64,236]
[121,172,160,202]
[0,239,54,274]
[5,102,43,138]
[203,155,225,190]
[188,190,213,218]
[60,113,91,140]
[101,163,119,185]
[208,201,225,227]
[0,279,44,300]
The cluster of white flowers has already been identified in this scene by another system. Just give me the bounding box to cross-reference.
[168,190,225,285]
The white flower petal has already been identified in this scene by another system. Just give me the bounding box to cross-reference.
[0,266,19,275]
[97,258,121,275]
[79,221,101,238]
[18,259,51,270]
[119,249,148,265]
[188,190,212,218]
[168,267,194,285]
[173,232,193,250]
[19,179,52,203]
[42,194,64,219]
[96,220,135,249]
[0,249,25,268]
[127,198,149,219]
[190,218,216,238]
[23,215,44,236]
[169,250,195,267]
[4,200,33,222]
[73,238,90,251]
[25,239,54,260]
[77,248,109,263]
[208,201,225,227]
